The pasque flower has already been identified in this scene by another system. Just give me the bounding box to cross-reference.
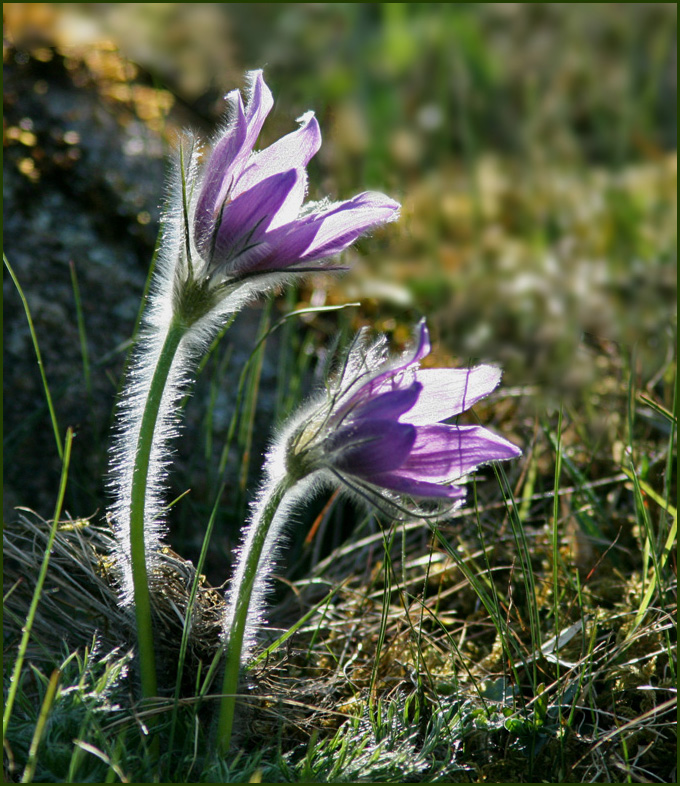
[282,319,522,512]
[108,69,399,706]
[169,70,400,326]
[217,319,521,752]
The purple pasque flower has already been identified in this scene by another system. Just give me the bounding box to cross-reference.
[283,320,521,514]
[185,70,399,285]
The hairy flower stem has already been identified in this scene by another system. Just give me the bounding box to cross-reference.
[217,476,295,754]
[129,318,187,702]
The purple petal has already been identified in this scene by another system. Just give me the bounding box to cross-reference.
[400,424,522,482]
[363,320,431,399]
[365,472,467,500]
[401,318,431,366]
[193,72,274,254]
[221,189,401,273]
[376,319,431,380]
[268,170,308,231]
[234,112,321,199]
[405,366,502,425]
[329,420,416,475]
[214,169,300,262]
[243,70,274,152]
[350,381,422,422]
[222,190,398,272]
[299,192,401,261]
[237,219,321,272]
[190,70,402,280]
[194,90,248,250]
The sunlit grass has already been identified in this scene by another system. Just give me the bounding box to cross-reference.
[4,346,676,780]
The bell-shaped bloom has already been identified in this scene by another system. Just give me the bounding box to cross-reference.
[181,70,399,290]
[282,320,521,513]
[109,70,399,613]
[219,320,521,707]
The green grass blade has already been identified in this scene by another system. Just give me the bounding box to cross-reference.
[69,260,92,399]
[429,520,527,683]
[664,368,677,504]
[249,579,348,667]
[4,254,63,460]
[624,467,677,630]
[368,525,397,721]
[20,668,61,784]
[237,301,272,499]
[552,408,564,638]
[493,464,543,686]
[167,477,226,752]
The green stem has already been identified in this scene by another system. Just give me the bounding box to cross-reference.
[129,318,187,702]
[217,477,293,754]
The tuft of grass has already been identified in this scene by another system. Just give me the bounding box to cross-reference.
[4,338,676,783]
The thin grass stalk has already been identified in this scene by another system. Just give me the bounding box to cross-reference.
[543,424,609,538]
[4,254,63,460]
[497,465,542,666]
[548,407,564,765]
[20,668,61,784]
[68,260,92,400]
[199,639,227,703]
[397,520,426,683]
[565,571,596,730]
[237,302,272,499]
[428,522,527,693]
[663,367,677,503]
[168,477,225,753]
[249,581,345,667]
[415,534,436,673]
[468,479,534,705]
[104,734,128,783]
[470,480,517,669]
[72,740,129,784]
[3,428,73,741]
[518,447,539,524]
[626,462,671,630]
[551,407,564,651]
[368,525,396,723]
[388,526,458,738]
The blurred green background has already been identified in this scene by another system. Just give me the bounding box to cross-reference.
[95,3,678,385]
[4,3,676,529]
[7,2,677,389]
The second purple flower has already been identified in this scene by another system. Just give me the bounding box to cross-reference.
[282,320,522,514]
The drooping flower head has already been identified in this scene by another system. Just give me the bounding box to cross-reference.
[161,70,400,330]
[220,320,521,684]
[280,320,521,515]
